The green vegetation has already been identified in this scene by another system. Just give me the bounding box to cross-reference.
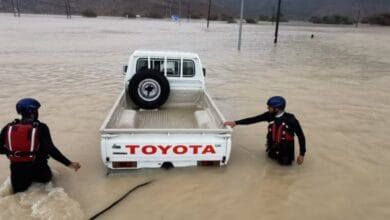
[245,18,256,24]
[81,9,98,18]
[208,15,219,21]
[219,14,235,23]
[309,15,353,24]
[203,14,236,23]
[190,14,202,19]
[258,15,270,21]
[145,12,164,19]
[123,12,136,18]
[269,13,289,22]
[256,13,289,23]
[362,13,390,26]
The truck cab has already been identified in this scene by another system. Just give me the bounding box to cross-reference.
[124,50,207,110]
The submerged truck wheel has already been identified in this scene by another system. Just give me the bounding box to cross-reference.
[128,70,170,109]
[161,162,174,170]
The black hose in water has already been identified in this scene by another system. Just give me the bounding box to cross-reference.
[89,180,154,220]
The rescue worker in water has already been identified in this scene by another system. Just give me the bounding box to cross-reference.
[0,98,81,193]
[224,96,306,165]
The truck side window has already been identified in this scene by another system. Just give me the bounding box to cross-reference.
[151,59,163,73]
[136,59,148,72]
[183,60,195,77]
[137,58,188,78]
[136,58,164,74]
[165,60,180,77]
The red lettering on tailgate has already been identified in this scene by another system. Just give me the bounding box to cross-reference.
[202,145,216,154]
[189,145,202,154]
[125,144,217,155]
[157,145,172,154]
[173,145,188,154]
[125,145,139,154]
[142,145,157,154]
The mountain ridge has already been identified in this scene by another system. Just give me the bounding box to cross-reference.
[0,0,389,20]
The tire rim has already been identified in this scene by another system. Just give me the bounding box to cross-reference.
[137,78,161,102]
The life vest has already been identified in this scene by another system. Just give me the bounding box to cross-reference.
[268,121,294,145]
[4,121,40,162]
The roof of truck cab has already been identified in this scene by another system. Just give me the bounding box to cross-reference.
[131,50,200,59]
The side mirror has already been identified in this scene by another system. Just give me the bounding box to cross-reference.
[123,65,128,75]
[202,68,206,77]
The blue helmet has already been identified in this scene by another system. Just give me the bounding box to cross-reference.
[267,96,286,109]
[16,98,41,115]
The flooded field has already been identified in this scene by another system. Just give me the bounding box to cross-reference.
[1,13,390,220]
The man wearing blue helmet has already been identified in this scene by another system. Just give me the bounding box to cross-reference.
[224,96,306,165]
[0,98,81,193]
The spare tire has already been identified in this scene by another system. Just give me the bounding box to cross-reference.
[128,69,170,109]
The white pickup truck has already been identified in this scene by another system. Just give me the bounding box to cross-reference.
[100,50,232,170]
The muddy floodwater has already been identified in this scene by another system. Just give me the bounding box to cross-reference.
[1,14,390,220]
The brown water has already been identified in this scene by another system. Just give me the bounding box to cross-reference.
[1,14,390,220]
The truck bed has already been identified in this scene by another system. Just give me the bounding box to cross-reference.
[134,107,198,129]
[103,90,224,131]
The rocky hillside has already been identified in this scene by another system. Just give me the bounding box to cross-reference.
[218,0,390,20]
[0,0,227,18]
[1,0,389,20]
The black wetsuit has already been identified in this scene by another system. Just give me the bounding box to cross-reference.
[0,119,71,193]
[235,112,306,165]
